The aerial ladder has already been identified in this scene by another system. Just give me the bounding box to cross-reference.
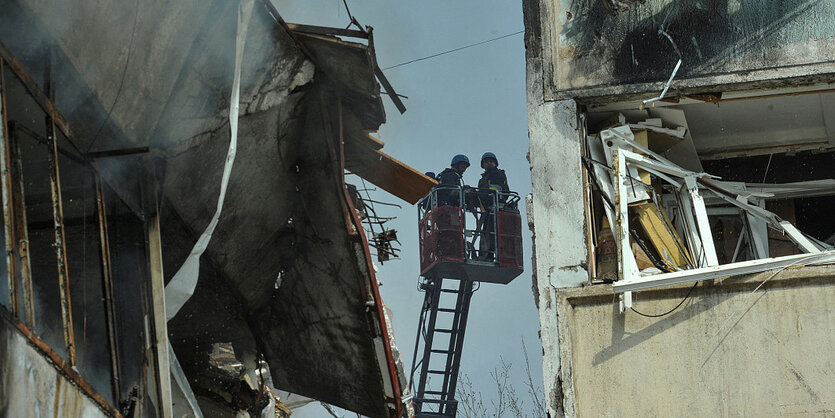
[410,186,524,417]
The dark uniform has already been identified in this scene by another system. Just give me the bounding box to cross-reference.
[436,168,464,207]
[477,167,509,210]
[477,167,510,261]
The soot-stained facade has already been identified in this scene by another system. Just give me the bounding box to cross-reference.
[0,0,432,417]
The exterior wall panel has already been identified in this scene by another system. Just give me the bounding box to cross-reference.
[0,317,109,417]
[556,266,835,416]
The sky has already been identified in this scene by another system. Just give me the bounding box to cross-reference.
[277,1,540,416]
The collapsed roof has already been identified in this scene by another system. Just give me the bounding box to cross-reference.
[0,0,433,416]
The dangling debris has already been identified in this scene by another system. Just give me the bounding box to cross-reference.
[585,117,835,308]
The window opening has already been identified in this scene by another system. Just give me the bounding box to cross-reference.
[103,175,151,408]
[57,128,115,403]
[0,60,10,312]
[3,63,65,355]
[0,46,153,414]
[581,90,835,309]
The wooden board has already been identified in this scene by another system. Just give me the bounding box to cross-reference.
[631,201,692,269]
[343,134,437,204]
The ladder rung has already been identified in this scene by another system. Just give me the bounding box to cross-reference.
[423,391,445,395]
[440,289,459,293]
[437,308,458,313]
[434,329,454,333]
[415,398,458,405]
[414,411,455,417]
[430,349,451,354]
[428,369,450,374]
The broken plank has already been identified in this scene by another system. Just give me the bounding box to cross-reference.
[631,202,692,268]
[344,144,436,204]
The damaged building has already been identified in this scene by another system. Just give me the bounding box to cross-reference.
[524,0,835,416]
[0,0,434,417]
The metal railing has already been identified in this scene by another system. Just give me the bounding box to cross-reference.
[418,186,519,264]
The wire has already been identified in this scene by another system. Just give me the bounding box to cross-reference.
[710,255,822,339]
[630,281,698,317]
[382,30,524,70]
[642,15,683,105]
[86,0,139,152]
[762,153,774,183]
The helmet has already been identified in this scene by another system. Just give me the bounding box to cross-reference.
[481,152,498,168]
[450,154,470,167]
[424,171,436,179]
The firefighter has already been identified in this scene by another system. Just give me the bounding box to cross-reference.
[435,154,470,207]
[477,152,509,203]
[477,152,509,261]
[419,172,436,211]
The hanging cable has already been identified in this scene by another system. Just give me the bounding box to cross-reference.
[382,30,524,70]
[86,0,139,152]
[630,282,698,318]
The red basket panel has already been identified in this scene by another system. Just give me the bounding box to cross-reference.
[419,206,464,273]
[497,212,523,268]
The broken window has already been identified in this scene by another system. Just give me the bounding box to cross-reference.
[581,88,835,306]
[57,130,115,404]
[3,63,66,355]
[0,52,156,411]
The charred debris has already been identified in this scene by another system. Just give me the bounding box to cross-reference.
[0,0,434,417]
[581,104,835,311]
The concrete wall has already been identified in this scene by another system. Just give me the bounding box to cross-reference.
[525,3,590,409]
[0,316,109,417]
[525,0,835,100]
[525,1,590,414]
[554,265,835,416]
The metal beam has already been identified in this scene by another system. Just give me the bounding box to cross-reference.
[47,120,76,365]
[96,175,121,402]
[614,251,835,293]
[0,40,75,141]
[285,23,369,39]
[87,146,149,159]
[367,29,407,114]
[780,221,822,253]
[148,213,173,418]
[9,123,35,327]
[0,58,20,318]
[746,210,769,259]
[613,150,634,311]
[685,175,719,267]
